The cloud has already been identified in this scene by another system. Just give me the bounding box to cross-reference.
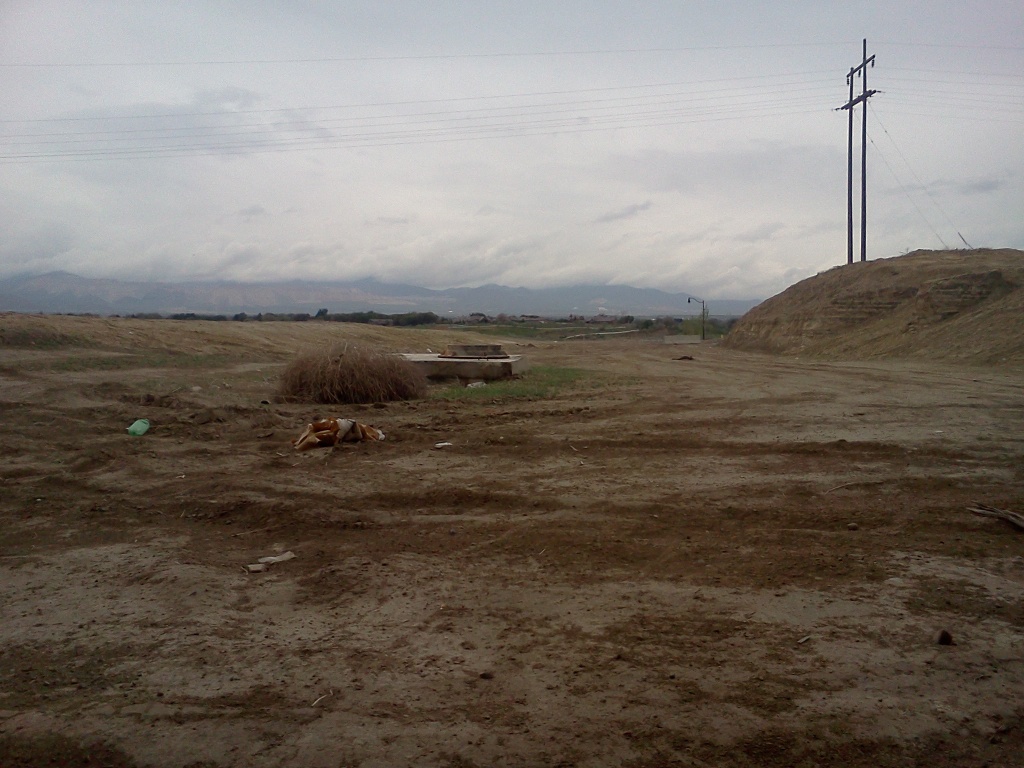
[191,87,263,111]
[735,222,785,243]
[237,205,267,221]
[1,3,1022,304]
[594,201,652,223]
[945,177,1005,196]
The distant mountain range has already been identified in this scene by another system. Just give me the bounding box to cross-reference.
[0,272,761,318]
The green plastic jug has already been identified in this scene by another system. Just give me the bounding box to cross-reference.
[127,419,150,436]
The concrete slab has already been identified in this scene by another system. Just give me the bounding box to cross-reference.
[400,353,529,381]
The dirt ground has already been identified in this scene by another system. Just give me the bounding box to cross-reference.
[1,316,1023,767]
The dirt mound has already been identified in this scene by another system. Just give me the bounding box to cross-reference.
[724,249,1024,365]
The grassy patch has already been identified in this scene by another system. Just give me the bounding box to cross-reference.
[430,365,590,401]
[0,327,87,349]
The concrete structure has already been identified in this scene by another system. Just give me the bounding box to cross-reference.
[439,344,509,359]
[400,344,528,380]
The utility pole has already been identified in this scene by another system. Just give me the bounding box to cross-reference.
[838,39,877,263]
[846,59,855,265]
[687,296,705,341]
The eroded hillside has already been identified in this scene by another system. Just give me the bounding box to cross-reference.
[724,248,1024,365]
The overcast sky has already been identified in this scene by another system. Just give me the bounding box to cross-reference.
[2,1,1021,299]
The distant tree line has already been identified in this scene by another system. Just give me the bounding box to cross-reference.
[118,311,737,336]
[633,315,737,337]
[127,310,441,326]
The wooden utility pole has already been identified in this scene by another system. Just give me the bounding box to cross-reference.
[846,60,855,265]
[838,39,877,263]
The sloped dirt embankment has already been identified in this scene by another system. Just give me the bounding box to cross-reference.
[724,248,1024,365]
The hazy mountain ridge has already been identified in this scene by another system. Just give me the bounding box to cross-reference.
[0,272,760,317]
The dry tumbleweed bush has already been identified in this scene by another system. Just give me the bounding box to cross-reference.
[276,344,426,404]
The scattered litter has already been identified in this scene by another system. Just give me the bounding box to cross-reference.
[823,479,888,494]
[292,417,385,450]
[968,503,1024,531]
[258,551,296,564]
[127,419,150,436]
[466,381,487,388]
[231,524,284,538]
[312,690,334,707]
[434,441,454,449]
[245,550,296,573]
[797,635,812,645]
[674,355,695,361]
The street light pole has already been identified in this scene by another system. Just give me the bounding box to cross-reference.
[687,296,705,341]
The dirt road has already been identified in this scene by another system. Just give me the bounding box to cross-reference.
[1,317,1022,766]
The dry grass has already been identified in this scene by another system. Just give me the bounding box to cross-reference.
[0,326,85,348]
[276,344,427,404]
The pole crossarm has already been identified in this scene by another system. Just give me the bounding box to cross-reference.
[848,55,875,78]
[837,90,878,111]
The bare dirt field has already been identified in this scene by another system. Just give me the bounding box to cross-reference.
[1,314,1023,767]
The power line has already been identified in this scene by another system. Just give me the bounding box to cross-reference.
[873,108,1024,124]
[869,103,973,248]
[868,131,950,248]
[0,70,839,125]
[0,105,827,163]
[0,108,828,161]
[0,42,859,68]
[887,66,1024,80]
[872,41,1024,51]
[0,72,844,161]
[0,80,839,140]
[3,39,1020,68]
[2,94,834,147]
[888,97,1024,114]
[5,68,1015,131]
